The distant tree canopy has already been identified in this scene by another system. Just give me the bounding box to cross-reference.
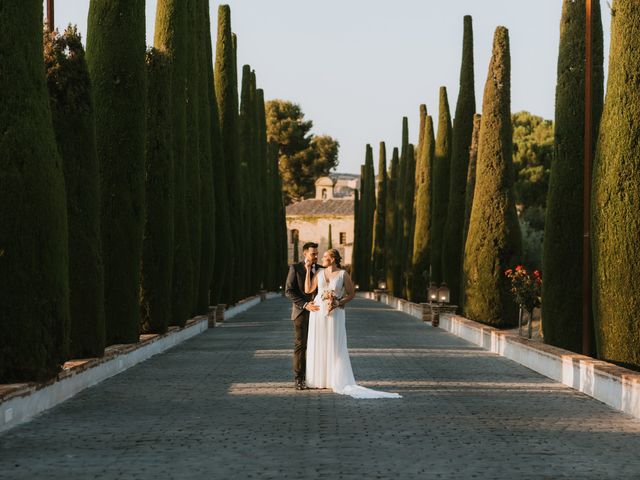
[511,111,553,210]
[265,99,339,203]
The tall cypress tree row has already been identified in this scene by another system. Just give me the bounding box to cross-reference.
[592,0,640,368]
[196,0,216,314]
[44,27,105,357]
[411,115,435,303]
[272,140,288,281]
[543,0,603,352]
[252,74,267,291]
[402,144,417,299]
[154,0,193,326]
[185,0,201,313]
[442,16,476,306]
[140,48,174,334]
[87,0,146,342]
[257,89,272,289]
[393,118,409,297]
[363,144,376,289]
[463,27,521,328]
[372,142,388,286]
[0,1,70,381]
[385,147,400,293]
[430,87,452,286]
[460,113,482,310]
[215,5,241,303]
[205,2,232,306]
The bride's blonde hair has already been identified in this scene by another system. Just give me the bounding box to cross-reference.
[326,249,342,268]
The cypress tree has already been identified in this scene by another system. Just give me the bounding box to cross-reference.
[403,144,417,299]
[592,0,640,368]
[357,164,367,285]
[259,90,276,289]
[215,6,242,303]
[393,118,409,297]
[385,147,400,294]
[372,142,388,286]
[0,1,70,381]
[44,27,105,357]
[87,0,146,342]
[140,49,174,334]
[543,0,603,352]
[196,0,216,314]
[462,114,482,259]
[239,65,255,292]
[154,0,193,326]
[443,16,476,306]
[328,224,333,249]
[363,144,376,289]
[272,140,289,281]
[430,87,452,285]
[416,105,427,162]
[463,27,521,327]
[185,0,201,314]
[204,3,232,306]
[411,115,435,303]
[252,76,267,291]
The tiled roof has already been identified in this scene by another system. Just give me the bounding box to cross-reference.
[286,198,354,216]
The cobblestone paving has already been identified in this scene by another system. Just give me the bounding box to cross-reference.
[2,297,640,479]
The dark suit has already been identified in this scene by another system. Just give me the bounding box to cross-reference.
[285,262,321,381]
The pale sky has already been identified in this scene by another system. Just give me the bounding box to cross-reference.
[49,1,612,174]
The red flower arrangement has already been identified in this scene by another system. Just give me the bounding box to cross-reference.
[505,265,542,314]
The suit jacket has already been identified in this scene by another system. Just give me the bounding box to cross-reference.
[285,262,322,321]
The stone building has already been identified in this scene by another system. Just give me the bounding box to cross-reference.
[286,174,359,266]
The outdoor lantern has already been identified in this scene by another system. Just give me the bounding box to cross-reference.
[378,280,387,290]
[355,284,360,291]
[437,283,450,304]
[428,282,438,303]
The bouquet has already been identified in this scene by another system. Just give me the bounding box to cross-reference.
[321,289,341,313]
[505,265,542,314]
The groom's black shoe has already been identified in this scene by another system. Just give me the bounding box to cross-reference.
[295,379,306,390]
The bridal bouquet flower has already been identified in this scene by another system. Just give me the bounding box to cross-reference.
[504,265,542,314]
[321,290,341,312]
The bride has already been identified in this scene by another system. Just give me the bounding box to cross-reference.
[303,249,401,399]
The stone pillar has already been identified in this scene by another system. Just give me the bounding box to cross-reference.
[207,306,216,328]
[422,304,458,327]
[216,304,226,323]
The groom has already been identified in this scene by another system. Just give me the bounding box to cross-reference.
[285,242,321,390]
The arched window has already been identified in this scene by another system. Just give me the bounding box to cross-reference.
[322,188,327,199]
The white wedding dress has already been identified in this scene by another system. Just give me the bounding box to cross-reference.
[306,269,401,399]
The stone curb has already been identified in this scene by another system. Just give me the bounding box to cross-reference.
[360,291,640,420]
[0,292,280,433]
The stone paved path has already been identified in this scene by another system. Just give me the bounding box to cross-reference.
[2,297,640,479]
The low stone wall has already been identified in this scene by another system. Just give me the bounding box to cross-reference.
[364,291,640,420]
[0,292,280,434]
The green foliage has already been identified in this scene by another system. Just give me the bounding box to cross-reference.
[215,4,243,303]
[461,114,481,271]
[154,0,193,325]
[430,87,452,285]
[372,142,388,285]
[185,0,201,313]
[204,4,232,306]
[0,1,70,381]
[362,144,376,289]
[265,99,340,203]
[392,119,409,297]
[512,111,553,209]
[87,0,146,342]
[543,0,603,354]
[140,48,174,334]
[520,219,543,273]
[385,147,400,294]
[592,0,640,369]
[195,0,215,313]
[442,16,476,305]
[411,116,435,303]
[45,26,105,357]
[463,27,522,328]
[402,144,416,298]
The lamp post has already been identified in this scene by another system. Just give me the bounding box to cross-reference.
[374,279,387,302]
[437,283,450,305]
[428,282,438,326]
[46,0,54,32]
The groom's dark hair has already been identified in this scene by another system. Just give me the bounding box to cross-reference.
[302,242,318,251]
